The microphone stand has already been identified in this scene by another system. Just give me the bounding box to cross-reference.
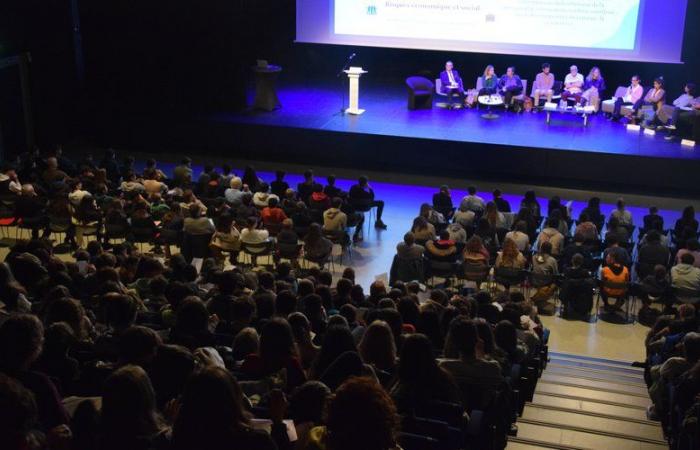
[337,53,356,115]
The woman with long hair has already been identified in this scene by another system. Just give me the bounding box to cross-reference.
[100,365,169,450]
[463,235,489,266]
[303,223,333,264]
[241,165,262,193]
[389,333,460,414]
[519,190,541,219]
[581,66,606,111]
[495,237,526,269]
[172,366,281,450]
[410,216,436,241]
[241,317,307,391]
[479,65,498,96]
[0,263,30,313]
[359,321,397,374]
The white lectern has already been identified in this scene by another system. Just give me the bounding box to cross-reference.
[343,67,368,115]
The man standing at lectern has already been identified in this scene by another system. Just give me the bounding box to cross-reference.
[440,61,464,109]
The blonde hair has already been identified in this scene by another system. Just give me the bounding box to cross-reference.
[483,65,495,78]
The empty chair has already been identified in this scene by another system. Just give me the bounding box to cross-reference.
[406,76,434,110]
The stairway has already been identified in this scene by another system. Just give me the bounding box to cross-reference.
[508,352,667,450]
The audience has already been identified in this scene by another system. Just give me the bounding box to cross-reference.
[2,148,700,450]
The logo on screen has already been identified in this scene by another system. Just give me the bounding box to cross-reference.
[367,5,377,15]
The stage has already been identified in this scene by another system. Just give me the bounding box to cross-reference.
[95,81,700,196]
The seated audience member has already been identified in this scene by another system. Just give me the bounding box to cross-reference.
[439,317,503,384]
[505,220,530,252]
[297,169,320,205]
[240,217,269,244]
[532,241,559,276]
[494,238,526,269]
[0,315,69,430]
[396,232,424,260]
[611,196,634,226]
[419,202,445,228]
[478,64,499,96]
[492,189,511,213]
[0,166,22,196]
[210,216,241,262]
[640,265,671,311]
[349,175,387,229]
[323,197,347,232]
[171,366,284,450]
[537,218,564,257]
[252,182,278,208]
[463,235,489,267]
[172,157,192,187]
[183,204,214,235]
[460,186,486,214]
[634,77,666,126]
[425,230,458,263]
[447,222,467,243]
[484,201,506,230]
[561,233,592,270]
[612,75,644,121]
[675,206,699,237]
[359,320,397,375]
[520,190,541,218]
[580,197,604,230]
[410,216,436,242]
[643,206,664,232]
[308,377,400,450]
[389,333,460,413]
[14,184,49,240]
[432,184,454,220]
[600,252,630,311]
[323,174,345,200]
[454,205,476,229]
[671,253,700,292]
[42,157,68,186]
[677,239,700,267]
[270,170,289,198]
[100,364,169,450]
[532,62,555,108]
[605,217,630,245]
[560,253,595,315]
[308,184,331,211]
[637,231,671,278]
[581,66,606,111]
[439,60,464,107]
[224,177,245,206]
[498,66,523,107]
[304,223,334,263]
[574,213,598,241]
[260,197,287,226]
[561,65,584,104]
[241,165,263,193]
[603,237,632,268]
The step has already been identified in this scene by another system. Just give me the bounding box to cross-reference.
[507,436,585,450]
[549,351,636,368]
[546,364,647,385]
[516,421,667,450]
[540,373,649,396]
[549,356,644,377]
[531,393,648,421]
[521,404,664,442]
[535,382,650,408]
[547,361,645,381]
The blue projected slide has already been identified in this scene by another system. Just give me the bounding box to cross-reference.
[296,0,688,63]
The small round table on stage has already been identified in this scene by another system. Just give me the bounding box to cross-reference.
[478,94,504,119]
[251,65,282,111]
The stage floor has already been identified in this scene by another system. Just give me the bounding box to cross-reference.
[211,83,699,161]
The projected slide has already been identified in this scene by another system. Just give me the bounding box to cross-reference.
[335,0,641,50]
[297,0,688,63]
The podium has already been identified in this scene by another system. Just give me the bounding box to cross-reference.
[343,67,368,115]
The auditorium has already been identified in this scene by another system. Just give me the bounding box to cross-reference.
[0,0,699,449]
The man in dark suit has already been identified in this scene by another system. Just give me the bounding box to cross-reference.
[439,61,464,109]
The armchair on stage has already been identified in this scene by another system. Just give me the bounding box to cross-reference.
[405,76,434,110]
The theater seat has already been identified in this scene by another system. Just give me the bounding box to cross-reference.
[406,76,434,110]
